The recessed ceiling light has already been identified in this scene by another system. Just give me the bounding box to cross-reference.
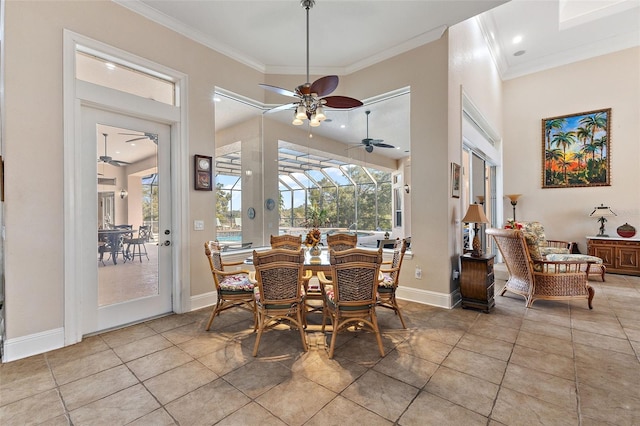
[512,35,523,44]
[105,62,116,71]
[340,124,346,129]
[514,50,526,57]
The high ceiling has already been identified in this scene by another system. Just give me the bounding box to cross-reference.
[105,0,639,164]
[118,0,639,79]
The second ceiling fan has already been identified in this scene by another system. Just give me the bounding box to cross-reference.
[359,110,396,153]
[260,0,362,127]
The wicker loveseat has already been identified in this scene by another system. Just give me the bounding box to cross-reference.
[486,228,595,309]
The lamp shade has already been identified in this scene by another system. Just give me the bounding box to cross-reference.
[462,204,490,224]
[505,194,522,203]
[590,204,616,217]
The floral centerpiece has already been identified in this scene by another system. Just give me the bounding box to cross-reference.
[504,219,523,229]
[303,205,329,256]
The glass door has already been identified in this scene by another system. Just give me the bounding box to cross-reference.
[83,107,172,334]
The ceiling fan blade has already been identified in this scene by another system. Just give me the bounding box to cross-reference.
[259,83,298,99]
[372,142,395,148]
[310,75,338,97]
[323,96,363,109]
[265,103,297,114]
[125,137,148,143]
[109,160,130,167]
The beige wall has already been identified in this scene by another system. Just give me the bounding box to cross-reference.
[502,47,640,252]
[448,18,504,292]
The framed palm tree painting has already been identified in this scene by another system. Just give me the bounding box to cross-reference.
[542,108,611,188]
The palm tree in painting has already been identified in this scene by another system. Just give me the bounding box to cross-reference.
[545,148,564,185]
[573,151,586,170]
[579,113,607,158]
[544,118,565,150]
[575,126,591,150]
[551,131,577,184]
[594,135,607,160]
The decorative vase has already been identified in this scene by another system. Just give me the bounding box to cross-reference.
[616,223,636,238]
[309,245,322,257]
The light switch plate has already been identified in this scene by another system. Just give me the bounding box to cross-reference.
[194,220,205,231]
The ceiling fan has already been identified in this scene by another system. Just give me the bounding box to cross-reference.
[98,133,130,167]
[259,0,363,127]
[356,110,396,153]
[118,131,158,144]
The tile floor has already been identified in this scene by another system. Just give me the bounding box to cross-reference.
[1,273,639,425]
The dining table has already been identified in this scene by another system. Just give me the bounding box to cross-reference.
[98,228,137,265]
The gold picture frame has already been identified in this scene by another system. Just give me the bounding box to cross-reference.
[542,108,611,188]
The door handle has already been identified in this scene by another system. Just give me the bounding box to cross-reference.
[163,240,171,246]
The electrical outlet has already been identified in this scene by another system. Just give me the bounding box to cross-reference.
[415,267,422,279]
[194,220,204,231]
[453,270,460,280]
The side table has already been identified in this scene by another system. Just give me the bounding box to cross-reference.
[460,253,495,313]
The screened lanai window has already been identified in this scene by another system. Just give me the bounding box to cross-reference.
[276,146,392,233]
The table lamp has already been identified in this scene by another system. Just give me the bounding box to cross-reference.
[590,204,616,237]
[505,194,522,221]
[462,204,490,257]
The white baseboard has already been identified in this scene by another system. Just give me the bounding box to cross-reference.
[190,290,218,312]
[396,286,460,309]
[3,327,65,363]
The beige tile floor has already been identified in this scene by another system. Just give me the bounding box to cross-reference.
[1,273,639,425]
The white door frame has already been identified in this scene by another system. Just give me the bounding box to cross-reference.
[63,30,190,345]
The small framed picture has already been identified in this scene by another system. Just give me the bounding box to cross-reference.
[451,162,461,198]
[194,155,212,191]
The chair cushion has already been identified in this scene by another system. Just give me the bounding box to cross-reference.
[540,247,571,256]
[324,285,334,303]
[378,272,395,288]
[219,274,254,292]
[545,254,603,264]
[522,232,543,262]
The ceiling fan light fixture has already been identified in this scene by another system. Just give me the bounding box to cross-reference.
[315,106,326,121]
[295,104,307,120]
[309,116,321,127]
[292,115,304,126]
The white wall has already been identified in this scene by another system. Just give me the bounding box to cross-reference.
[502,47,640,253]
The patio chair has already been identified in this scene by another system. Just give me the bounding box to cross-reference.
[251,248,308,356]
[124,225,150,262]
[377,238,408,328]
[318,247,385,359]
[486,228,595,309]
[204,241,256,331]
[326,233,357,251]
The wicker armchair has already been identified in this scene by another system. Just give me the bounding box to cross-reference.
[377,238,408,328]
[270,234,302,250]
[486,228,594,309]
[204,241,257,331]
[318,248,385,359]
[251,248,308,356]
[326,233,358,251]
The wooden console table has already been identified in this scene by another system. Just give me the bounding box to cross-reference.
[587,236,640,276]
[459,254,495,313]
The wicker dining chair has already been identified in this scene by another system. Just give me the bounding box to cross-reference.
[252,248,308,356]
[326,233,358,251]
[377,238,408,328]
[318,247,385,359]
[204,241,257,331]
[486,228,595,309]
[270,234,302,250]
